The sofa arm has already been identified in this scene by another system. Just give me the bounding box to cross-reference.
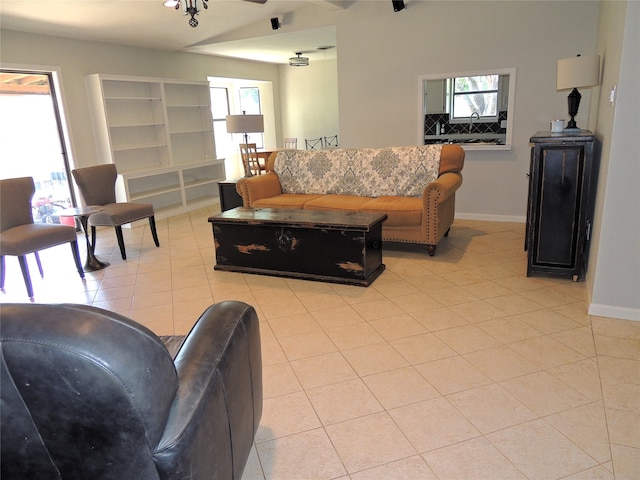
[423,172,463,202]
[154,301,262,480]
[236,173,283,207]
[421,172,463,250]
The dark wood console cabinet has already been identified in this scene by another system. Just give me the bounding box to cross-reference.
[526,131,598,281]
[218,178,244,212]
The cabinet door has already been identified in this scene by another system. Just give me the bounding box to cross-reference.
[532,145,585,268]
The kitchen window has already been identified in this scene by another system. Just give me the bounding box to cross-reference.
[451,74,499,120]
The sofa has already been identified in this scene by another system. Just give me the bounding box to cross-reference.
[0,301,262,480]
[236,144,465,255]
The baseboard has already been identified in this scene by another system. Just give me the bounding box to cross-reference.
[456,212,526,223]
[588,303,640,322]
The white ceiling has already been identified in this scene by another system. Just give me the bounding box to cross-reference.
[0,0,340,64]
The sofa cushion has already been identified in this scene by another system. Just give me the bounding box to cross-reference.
[274,145,443,198]
[361,196,423,226]
[253,194,322,209]
[303,195,373,212]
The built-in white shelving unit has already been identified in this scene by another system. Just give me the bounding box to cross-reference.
[86,74,224,219]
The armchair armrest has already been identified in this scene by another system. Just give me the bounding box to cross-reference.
[236,173,283,207]
[154,301,262,480]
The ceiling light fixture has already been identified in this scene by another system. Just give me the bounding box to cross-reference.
[289,52,309,67]
[164,0,208,28]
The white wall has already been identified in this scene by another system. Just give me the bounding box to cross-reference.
[279,59,339,148]
[0,29,281,171]
[588,0,640,321]
[276,1,600,219]
[332,1,600,220]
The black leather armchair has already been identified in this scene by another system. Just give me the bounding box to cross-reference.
[0,301,262,480]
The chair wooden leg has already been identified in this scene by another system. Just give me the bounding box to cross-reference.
[35,251,44,277]
[70,241,85,279]
[115,226,127,260]
[17,255,34,300]
[149,216,160,247]
[0,256,5,290]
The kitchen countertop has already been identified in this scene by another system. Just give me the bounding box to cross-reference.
[424,132,509,150]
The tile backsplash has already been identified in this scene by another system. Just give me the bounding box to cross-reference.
[424,112,507,136]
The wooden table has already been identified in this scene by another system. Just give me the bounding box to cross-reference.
[209,208,387,286]
[60,206,110,271]
[254,150,277,174]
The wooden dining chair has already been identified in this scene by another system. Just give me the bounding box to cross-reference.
[72,164,159,260]
[0,176,84,300]
[284,137,298,149]
[239,143,265,176]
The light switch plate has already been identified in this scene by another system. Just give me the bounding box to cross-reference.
[609,85,617,106]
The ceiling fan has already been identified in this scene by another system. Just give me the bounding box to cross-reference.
[166,0,268,28]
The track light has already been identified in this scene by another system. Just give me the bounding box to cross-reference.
[392,0,405,12]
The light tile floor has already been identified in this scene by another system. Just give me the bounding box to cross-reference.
[1,208,638,480]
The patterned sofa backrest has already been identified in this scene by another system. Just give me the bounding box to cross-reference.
[273,145,444,198]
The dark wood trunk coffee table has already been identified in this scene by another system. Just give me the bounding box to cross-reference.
[208,208,387,286]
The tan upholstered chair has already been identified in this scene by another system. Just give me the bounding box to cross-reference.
[72,164,159,260]
[0,177,84,300]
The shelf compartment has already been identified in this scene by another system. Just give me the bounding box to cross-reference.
[113,146,169,173]
[106,98,164,126]
[110,124,167,150]
[141,190,184,212]
[102,80,162,99]
[164,83,210,106]
[182,163,225,186]
[185,182,217,205]
[126,171,181,199]
[170,131,215,165]
[167,106,212,132]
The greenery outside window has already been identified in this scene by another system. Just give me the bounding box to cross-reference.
[239,87,263,149]
[450,74,499,120]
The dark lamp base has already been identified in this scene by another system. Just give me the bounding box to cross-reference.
[566,87,582,131]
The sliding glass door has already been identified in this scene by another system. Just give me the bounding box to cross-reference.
[0,70,75,225]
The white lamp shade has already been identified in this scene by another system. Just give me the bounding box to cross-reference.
[557,55,600,90]
[226,114,264,134]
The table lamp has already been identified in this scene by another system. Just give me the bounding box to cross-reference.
[225,112,264,176]
[556,54,600,132]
